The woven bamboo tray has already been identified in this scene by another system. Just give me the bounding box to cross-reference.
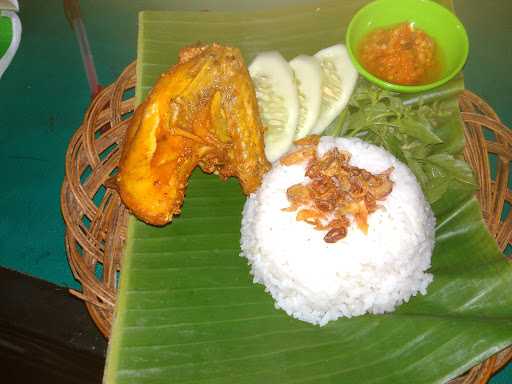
[60,62,512,383]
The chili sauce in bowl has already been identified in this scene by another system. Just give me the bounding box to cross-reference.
[346,0,468,93]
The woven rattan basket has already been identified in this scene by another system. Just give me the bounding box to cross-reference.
[61,63,512,383]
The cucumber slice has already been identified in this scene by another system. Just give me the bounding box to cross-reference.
[312,44,358,135]
[289,55,323,140]
[249,51,299,162]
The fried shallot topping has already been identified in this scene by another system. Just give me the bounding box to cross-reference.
[281,136,394,243]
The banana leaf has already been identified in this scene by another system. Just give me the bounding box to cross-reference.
[104,1,512,383]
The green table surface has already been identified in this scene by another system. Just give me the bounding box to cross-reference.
[0,0,511,382]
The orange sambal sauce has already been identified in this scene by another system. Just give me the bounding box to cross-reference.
[358,22,441,85]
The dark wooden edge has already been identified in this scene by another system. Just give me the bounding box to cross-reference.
[0,267,106,383]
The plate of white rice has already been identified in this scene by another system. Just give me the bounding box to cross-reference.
[241,136,436,326]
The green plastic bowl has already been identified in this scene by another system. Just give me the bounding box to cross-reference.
[346,0,469,93]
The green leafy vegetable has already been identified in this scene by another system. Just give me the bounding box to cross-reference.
[336,79,478,203]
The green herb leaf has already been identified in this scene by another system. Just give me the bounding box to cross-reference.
[426,153,478,187]
[323,108,348,137]
[382,130,406,163]
[339,78,473,204]
[424,175,451,203]
[403,151,429,186]
[398,115,443,144]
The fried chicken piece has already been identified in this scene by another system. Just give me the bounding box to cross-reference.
[117,44,270,225]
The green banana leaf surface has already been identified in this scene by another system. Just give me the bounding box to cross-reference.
[104,1,512,383]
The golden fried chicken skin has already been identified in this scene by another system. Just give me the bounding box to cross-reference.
[117,44,270,225]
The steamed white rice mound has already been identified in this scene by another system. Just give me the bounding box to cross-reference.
[240,136,435,326]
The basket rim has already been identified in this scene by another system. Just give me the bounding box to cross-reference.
[60,63,512,384]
